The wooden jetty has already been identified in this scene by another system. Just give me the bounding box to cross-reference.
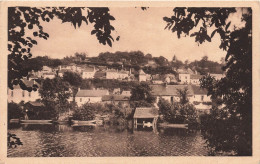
[20,120,52,124]
[158,123,188,129]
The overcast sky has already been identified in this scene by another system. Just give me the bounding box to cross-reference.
[30,7,244,62]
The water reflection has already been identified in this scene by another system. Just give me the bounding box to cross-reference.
[8,123,209,157]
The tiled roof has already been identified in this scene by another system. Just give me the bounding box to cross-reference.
[150,85,194,96]
[191,85,208,95]
[102,95,130,101]
[76,89,108,97]
[134,107,159,118]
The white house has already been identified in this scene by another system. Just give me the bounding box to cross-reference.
[121,90,131,96]
[118,70,129,80]
[8,79,41,103]
[75,88,109,106]
[139,69,146,82]
[190,74,202,85]
[106,69,119,79]
[179,72,190,84]
[82,67,96,79]
[190,85,211,102]
[150,85,194,104]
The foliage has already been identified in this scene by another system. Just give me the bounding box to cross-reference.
[73,104,96,121]
[8,7,116,91]
[164,7,252,155]
[8,133,23,148]
[8,102,23,120]
[39,77,72,118]
[63,71,82,97]
[130,83,156,107]
[158,97,197,124]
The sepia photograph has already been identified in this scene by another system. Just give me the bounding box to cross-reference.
[1,1,259,163]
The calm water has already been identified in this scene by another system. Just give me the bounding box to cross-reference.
[8,123,209,157]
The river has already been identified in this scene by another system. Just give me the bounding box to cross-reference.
[8,123,209,157]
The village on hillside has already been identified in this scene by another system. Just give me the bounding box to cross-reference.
[8,52,226,125]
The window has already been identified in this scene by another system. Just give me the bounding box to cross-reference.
[201,95,204,101]
[11,91,13,97]
[80,98,82,102]
[22,91,25,97]
[185,76,187,79]
[28,92,31,97]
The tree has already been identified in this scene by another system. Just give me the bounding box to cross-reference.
[130,83,156,108]
[63,71,83,98]
[158,88,197,124]
[73,103,95,121]
[39,77,72,118]
[8,7,116,91]
[164,7,252,155]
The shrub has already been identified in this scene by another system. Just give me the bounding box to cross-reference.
[73,104,95,120]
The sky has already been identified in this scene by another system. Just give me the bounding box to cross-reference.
[30,7,244,63]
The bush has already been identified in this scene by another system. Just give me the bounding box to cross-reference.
[73,104,95,120]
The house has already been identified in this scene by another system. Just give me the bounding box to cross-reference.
[82,67,96,79]
[118,70,129,80]
[121,90,131,96]
[8,79,41,103]
[102,95,130,107]
[42,66,52,74]
[75,88,109,106]
[42,72,56,79]
[94,70,106,79]
[150,85,194,104]
[106,69,119,79]
[190,85,211,103]
[164,74,177,83]
[139,69,146,82]
[133,107,159,128]
[178,72,190,84]
[58,69,68,77]
[190,74,203,85]
[151,74,164,84]
[209,73,225,80]
[113,88,121,95]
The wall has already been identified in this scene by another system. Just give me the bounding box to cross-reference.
[75,97,102,106]
[8,88,41,103]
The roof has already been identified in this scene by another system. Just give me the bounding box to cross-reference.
[134,107,159,118]
[76,89,108,97]
[83,67,95,72]
[106,69,118,73]
[27,101,44,107]
[13,79,40,89]
[44,72,55,75]
[139,69,146,75]
[191,85,208,95]
[190,74,202,79]
[102,95,130,101]
[94,71,106,78]
[150,85,194,96]
[118,70,129,74]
